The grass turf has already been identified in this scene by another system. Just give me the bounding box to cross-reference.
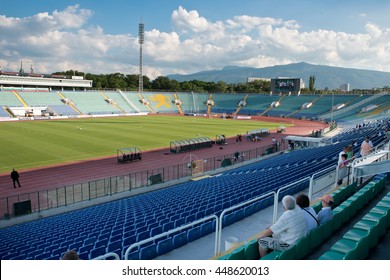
[0,115,291,173]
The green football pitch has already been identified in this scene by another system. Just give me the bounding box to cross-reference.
[0,115,291,173]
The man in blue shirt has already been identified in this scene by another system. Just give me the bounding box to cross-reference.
[317,194,334,224]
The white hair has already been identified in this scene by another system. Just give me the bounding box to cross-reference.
[282,195,296,210]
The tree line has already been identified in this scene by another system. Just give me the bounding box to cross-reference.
[55,70,388,94]
[55,70,270,93]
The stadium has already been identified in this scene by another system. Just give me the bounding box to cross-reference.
[0,67,390,261]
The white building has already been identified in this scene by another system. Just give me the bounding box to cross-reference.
[247,77,271,83]
[340,83,350,92]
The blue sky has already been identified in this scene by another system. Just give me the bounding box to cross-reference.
[1,0,390,78]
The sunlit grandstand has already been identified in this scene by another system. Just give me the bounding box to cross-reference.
[0,72,389,261]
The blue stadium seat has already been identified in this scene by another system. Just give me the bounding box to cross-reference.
[79,244,94,254]
[162,221,174,232]
[107,240,122,254]
[187,226,201,242]
[200,221,215,236]
[51,246,67,259]
[174,218,186,228]
[173,232,188,249]
[140,244,157,260]
[83,237,96,246]
[90,246,107,259]
[156,238,174,255]
[136,231,150,242]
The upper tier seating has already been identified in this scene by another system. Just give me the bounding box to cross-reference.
[0,91,388,121]
[61,91,121,115]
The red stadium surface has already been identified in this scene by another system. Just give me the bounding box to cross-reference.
[0,117,328,202]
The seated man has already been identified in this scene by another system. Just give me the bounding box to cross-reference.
[317,194,334,224]
[257,195,307,258]
[296,193,318,232]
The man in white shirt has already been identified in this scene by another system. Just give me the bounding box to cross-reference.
[338,146,349,164]
[257,195,308,258]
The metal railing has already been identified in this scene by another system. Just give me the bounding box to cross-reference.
[217,191,275,254]
[308,165,337,200]
[124,215,219,259]
[92,252,120,260]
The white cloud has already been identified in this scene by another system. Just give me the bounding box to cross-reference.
[1,5,390,79]
[172,6,212,33]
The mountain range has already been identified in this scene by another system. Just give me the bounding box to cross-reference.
[167,62,390,90]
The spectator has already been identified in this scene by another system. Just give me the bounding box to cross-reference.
[317,194,334,225]
[338,146,349,164]
[346,145,355,160]
[337,153,350,185]
[234,151,240,162]
[296,193,318,232]
[62,250,80,260]
[360,136,373,156]
[257,195,307,258]
[10,169,21,188]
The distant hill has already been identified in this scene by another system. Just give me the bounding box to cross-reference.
[167,62,390,90]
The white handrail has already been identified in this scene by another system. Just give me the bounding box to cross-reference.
[309,165,337,200]
[124,214,219,260]
[217,191,275,254]
[351,150,390,180]
[92,252,120,260]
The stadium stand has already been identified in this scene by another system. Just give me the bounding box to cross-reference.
[0,91,24,107]
[61,91,122,115]
[0,87,389,261]
[142,92,179,114]
[103,91,140,114]
[120,91,150,113]
[295,95,358,120]
[239,94,280,115]
[1,90,389,120]
[18,91,64,107]
[0,106,10,117]
[266,95,315,117]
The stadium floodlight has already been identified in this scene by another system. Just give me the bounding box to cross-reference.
[138,20,144,94]
[138,22,144,45]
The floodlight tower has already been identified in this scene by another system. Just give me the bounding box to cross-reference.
[138,20,144,95]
